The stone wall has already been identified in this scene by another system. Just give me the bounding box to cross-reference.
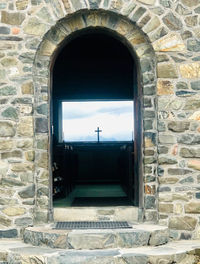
[0,0,199,239]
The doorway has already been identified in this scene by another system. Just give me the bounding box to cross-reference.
[52,29,138,207]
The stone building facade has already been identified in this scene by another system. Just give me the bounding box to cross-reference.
[0,0,200,241]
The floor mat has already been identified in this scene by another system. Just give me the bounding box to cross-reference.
[54,221,132,229]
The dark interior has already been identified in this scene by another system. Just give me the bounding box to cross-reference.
[52,29,138,207]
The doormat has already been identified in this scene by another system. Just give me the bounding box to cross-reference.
[54,221,132,230]
[72,197,132,206]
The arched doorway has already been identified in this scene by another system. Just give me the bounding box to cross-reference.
[33,10,157,223]
[52,29,139,208]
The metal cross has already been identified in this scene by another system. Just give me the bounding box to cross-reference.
[95,127,102,142]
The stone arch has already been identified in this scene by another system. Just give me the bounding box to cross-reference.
[33,9,157,224]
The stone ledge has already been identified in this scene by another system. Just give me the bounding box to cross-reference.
[1,239,200,264]
[23,224,169,250]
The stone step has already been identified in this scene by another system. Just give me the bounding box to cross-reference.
[0,229,17,239]
[23,224,169,250]
[1,239,200,264]
[54,206,139,222]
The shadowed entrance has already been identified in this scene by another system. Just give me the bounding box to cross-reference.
[52,29,138,207]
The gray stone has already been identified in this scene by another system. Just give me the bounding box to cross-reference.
[18,184,35,198]
[168,168,192,175]
[1,150,22,159]
[144,98,152,108]
[169,216,197,231]
[183,99,200,110]
[117,230,150,248]
[0,229,17,238]
[1,11,25,25]
[149,229,169,246]
[144,120,153,130]
[158,121,166,132]
[2,177,24,187]
[70,0,84,10]
[181,30,193,40]
[158,186,171,192]
[0,86,16,96]
[14,217,33,227]
[176,90,196,97]
[144,111,155,119]
[0,122,15,137]
[158,146,168,154]
[131,7,146,22]
[192,56,200,61]
[187,39,200,52]
[194,6,200,13]
[143,85,156,95]
[158,166,164,176]
[157,54,169,63]
[2,107,18,119]
[89,0,101,8]
[191,81,200,90]
[12,97,32,104]
[178,134,200,145]
[145,196,155,209]
[168,121,190,132]
[185,15,198,27]
[36,104,48,115]
[158,156,177,165]
[159,134,176,144]
[181,0,199,7]
[18,52,35,64]
[35,118,48,133]
[141,58,153,73]
[175,4,192,15]
[179,176,194,184]
[180,147,200,158]
[163,12,183,31]
[160,0,171,8]
[0,26,10,34]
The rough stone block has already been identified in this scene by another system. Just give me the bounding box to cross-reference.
[169,216,197,231]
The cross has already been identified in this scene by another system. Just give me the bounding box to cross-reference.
[95,127,102,142]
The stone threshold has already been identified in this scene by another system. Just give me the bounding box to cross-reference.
[53,206,140,222]
[1,239,200,263]
[23,224,169,250]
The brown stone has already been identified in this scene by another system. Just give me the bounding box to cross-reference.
[1,11,25,25]
[21,82,33,94]
[189,111,200,121]
[180,63,200,79]
[39,40,56,57]
[169,216,197,231]
[11,163,34,172]
[185,202,200,213]
[168,121,190,132]
[153,33,185,52]
[37,152,48,169]
[143,16,160,33]
[23,17,48,36]
[0,140,13,151]
[157,80,174,95]
[1,150,22,159]
[25,151,35,161]
[188,160,200,171]
[138,0,155,4]
[0,122,16,137]
[159,203,173,213]
[180,147,200,158]
[159,177,179,184]
[2,207,26,216]
[17,116,33,137]
[157,64,178,78]
[0,215,12,227]
[16,0,28,10]
[172,193,190,202]
[181,0,199,7]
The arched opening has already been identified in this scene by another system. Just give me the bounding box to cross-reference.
[52,28,139,208]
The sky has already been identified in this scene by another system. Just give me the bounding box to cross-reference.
[62,101,134,142]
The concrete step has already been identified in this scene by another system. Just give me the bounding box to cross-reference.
[1,239,200,264]
[23,224,169,250]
